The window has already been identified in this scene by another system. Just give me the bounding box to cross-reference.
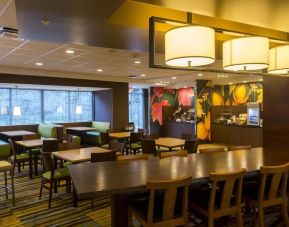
[129,88,145,130]
[0,88,94,126]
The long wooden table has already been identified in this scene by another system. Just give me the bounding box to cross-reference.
[52,147,112,164]
[68,147,289,226]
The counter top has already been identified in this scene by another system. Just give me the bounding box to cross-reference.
[212,122,262,128]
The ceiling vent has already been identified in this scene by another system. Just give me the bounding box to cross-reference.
[128,74,140,78]
[0,27,19,40]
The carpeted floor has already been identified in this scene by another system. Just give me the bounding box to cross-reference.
[0,165,287,227]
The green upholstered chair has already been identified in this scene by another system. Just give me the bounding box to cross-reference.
[86,121,110,145]
[38,124,58,138]
[125,132,142,154]
[0,140,11,160]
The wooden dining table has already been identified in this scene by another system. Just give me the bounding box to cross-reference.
[0,130,36,140]
[52,146,112,164]
[109,132,130,139]
[155,137,185,150]
[68,147,289,227]
[66,127,96,146]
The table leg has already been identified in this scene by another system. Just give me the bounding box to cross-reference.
[111,193,129,227]
[73,186,78,207]
[28,148,33,179]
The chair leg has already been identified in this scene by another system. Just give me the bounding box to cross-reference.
[208,217,214,227]
[48,182,53,208]
[17,161,21,173]
[128,207,133,227]
[91,199,94,208]
[281,203,289,226]
[39,178,43,200]
[4,171,8,199]
[258,207,264,227]
[10,170,15,206]
[34,159,38,176]
[237,211,243,227]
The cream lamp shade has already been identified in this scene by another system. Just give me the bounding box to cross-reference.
[268,45,289,75]
[75,105,83,114]
[165,25,215,67]
[13,106,21,116]
[223,36,269,71]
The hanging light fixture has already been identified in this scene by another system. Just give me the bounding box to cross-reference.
[165,25,215,67]
[75,88,82,115]
[56,106,63,113]
[268,44,289,75]
[13,86,21,116]
[223,36,269,71]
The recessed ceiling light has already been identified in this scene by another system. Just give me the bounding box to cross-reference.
[228,82,233,85]
[134,60,141,64]
[140,74,146,77]
[197,73,203,77]
[172,76,176,80]
[217,75,221,77]
[243,80,247,83]
[97,69,103,72]
[259,79,263,81]
[65,49,75,54]
[184,86,188,88]
[35,62,43,66]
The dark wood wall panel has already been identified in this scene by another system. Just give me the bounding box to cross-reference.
[263,75,289,148]
[0,73,128,131]
[94,89,113,124]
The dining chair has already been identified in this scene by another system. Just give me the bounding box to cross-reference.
[126,132,142,154]
[184,139,198,154]
[58,141,81,151]
[62,134,74,142]
[110,140,125,155]
[138,128,147,138]
[141,139,157,156]
[181,133,195,141]
[116,154,150,161]
[189,168,246,227]
[144,134,159,140]
[90,150,117,163]
[100,132,110,149]
[243,163,289,227]
[39,152,71,208]
[22,134,41,140]
[8,138,39,174]
[199,147,226,154]
[128,176,192,227]
[160,150,188,159]
[0,160,15,205]
[42,139,61,153]
[228,145,252,151]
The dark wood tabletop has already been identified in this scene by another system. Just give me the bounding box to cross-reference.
[66,127,96,132]
[0,130,36,137]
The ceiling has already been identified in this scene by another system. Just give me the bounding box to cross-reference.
[0,0,285,87]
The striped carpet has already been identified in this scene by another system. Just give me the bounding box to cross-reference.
[0,166,287,227]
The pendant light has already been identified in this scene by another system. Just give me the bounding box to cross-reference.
[75,88,82,115]
[13,86,21,116]
[56,106,63,113]
[165,25,215,67]
[268,44,289,75]
[223,36,269,71]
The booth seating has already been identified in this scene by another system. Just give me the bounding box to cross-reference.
[86,121,110,145]
[0,140,10,160]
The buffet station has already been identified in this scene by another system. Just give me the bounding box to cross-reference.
[161,106,196,138]
[211,103,262,147]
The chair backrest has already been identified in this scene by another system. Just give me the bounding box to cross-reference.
[199,147,226,154]
[144,134,159,140]
[91,150,116,163]
[42,139,60,153]
[146,176,192,225]
[41,152,54,173]
[100,132,110,145]
[130,132,143,143]
[106,129,114,133]
[8,139,16,157]
[141,139,156,155]
[62,134,74,142]
[160,150,188,159]
[58,141,80,151]
[110,141,125,153]
[184,140,198,154]
[258,163,289,205]
[138,128,147,137]
[228,145,252,151]
[181,133,195,140]
[208,168,246,214]
[117,154,150,161]
[22,134,40,140]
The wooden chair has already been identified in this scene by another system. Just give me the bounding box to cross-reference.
[199,147,226,154]
[42,139,61,153]
[144,134,159,140]
[117,154,150,161]
[91,150,116,163]
[184,140,198,154]
[141,139,157,156]
[160,150,188,159]
[100,132,110,148]
[58,141,81,151]
[228,145,252,151]
[181,133,195,141]
[128,176,192,227]
[243,163,289,227]
[22,134,40,140]
[189,168,246,227]
[39,152,71,208]
[138,128,147,138]
[110,141,125,155]
[0,160,15,205]
[62,134,74,142]
[126,132,142,153]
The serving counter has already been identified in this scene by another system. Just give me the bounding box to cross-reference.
[161,122,195,138]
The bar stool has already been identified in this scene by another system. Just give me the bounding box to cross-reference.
[0,160,15,205]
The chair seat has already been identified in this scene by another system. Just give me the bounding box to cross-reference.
[129,191,182,222]
[14,153,29,160]
[63,162,72,168]
[31,148,41,155]
[126,142,141,149]
[0,161,12,171]
[101,144,109,149]
[42,168,70,180]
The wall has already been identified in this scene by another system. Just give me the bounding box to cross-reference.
[0,73,128,131]
[197,80,263,142]
[150,87,195,135]
[94,89,113,124]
